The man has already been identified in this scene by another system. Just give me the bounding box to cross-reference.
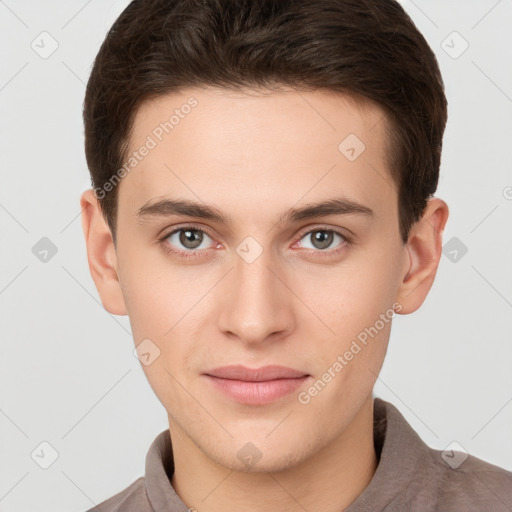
[80,0,512,510]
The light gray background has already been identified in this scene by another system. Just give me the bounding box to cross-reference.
[1,1,511,510]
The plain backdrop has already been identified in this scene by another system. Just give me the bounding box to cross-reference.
[1,1,511,511]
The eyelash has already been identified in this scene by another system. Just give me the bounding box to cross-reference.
[157,225,353,260]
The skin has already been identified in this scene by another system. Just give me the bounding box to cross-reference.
[80,86,449,512]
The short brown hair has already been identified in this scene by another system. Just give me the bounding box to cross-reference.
[83,0,447,245]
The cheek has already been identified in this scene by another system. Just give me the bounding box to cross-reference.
[119,256,212,372]
[120,275,175,341]
[293,244,401,373]
[296,252,399,331]
[117,242,198,335]
[121,265,202,403]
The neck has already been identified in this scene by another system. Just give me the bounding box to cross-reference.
[170,393,377,512]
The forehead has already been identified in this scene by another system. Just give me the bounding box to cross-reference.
[118,86,396,224]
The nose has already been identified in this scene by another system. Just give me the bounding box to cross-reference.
[216,245,295,347]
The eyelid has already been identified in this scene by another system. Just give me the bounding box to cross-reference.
[157,223,219,250]
[159,223,352,241]
[295,224,353,244]
[158,222,215,240]
[158,223,353,256]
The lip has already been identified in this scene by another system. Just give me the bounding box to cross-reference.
[203,365,310,405]
[205,364,309,381]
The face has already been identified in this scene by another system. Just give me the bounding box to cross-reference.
[110,86,409,472]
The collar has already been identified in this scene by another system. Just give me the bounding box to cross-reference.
[345,398,442,511]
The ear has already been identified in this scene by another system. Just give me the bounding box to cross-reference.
[395,197,449,314]
[80,189,128,316]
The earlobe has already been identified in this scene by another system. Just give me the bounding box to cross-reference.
[395,198,449,314]
[80,189,128,316]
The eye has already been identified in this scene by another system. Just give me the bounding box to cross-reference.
[158,226,217,258]
[158,225,351,260]
[296,228,349,252]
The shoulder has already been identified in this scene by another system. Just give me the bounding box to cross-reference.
[427,447,512,510]
[84,477,151,512]
[370,398,512,510]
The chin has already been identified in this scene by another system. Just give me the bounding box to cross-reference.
[205,437,314,474]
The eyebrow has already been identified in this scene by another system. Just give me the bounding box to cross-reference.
[136,196,374,224]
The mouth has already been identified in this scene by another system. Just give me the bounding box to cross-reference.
[203,365,311,405]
